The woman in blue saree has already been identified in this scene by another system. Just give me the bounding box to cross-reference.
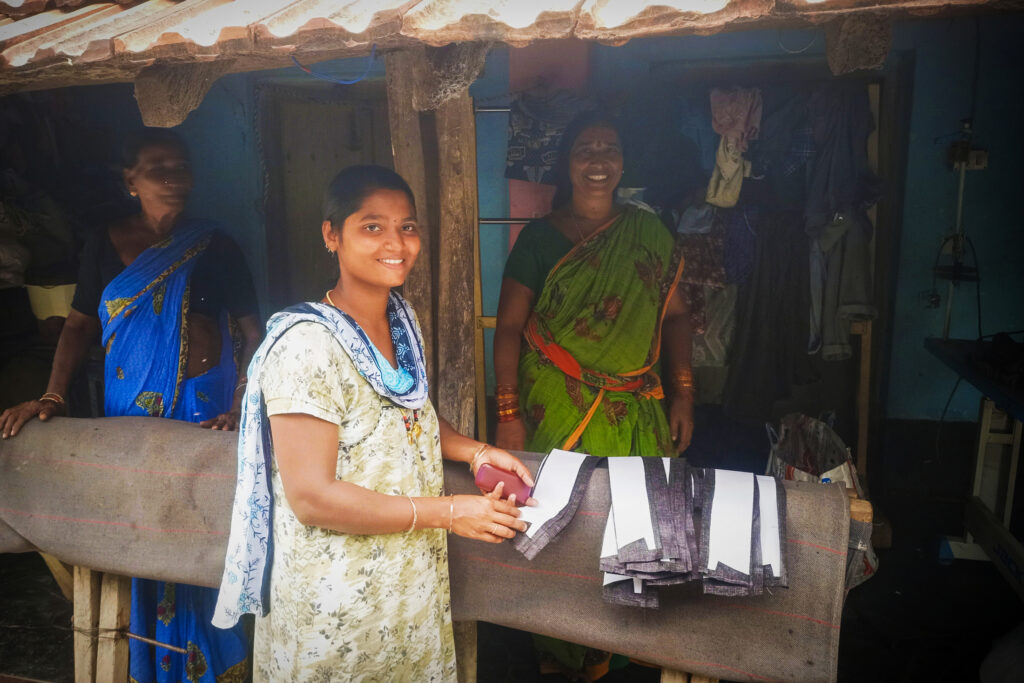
[1,128,261,682]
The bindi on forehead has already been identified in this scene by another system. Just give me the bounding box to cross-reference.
[572,130,620,150]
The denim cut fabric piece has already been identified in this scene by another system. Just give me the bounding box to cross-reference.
[647,458,679,561]
[642,460,697,582]
[603,579,660,608]
[686,467,702,573]
[618,459,682,574]
[607,457,662,564]
[764,477,789,587]
[702,482,758,596]
[699,469,756,593]
[513,455,598,561]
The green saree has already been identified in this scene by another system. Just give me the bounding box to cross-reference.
[519,206,684,457]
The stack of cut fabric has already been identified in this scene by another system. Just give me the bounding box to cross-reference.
[601,462,788,607]
[512,451,788,608]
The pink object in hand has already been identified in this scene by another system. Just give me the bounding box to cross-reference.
[474,463,532,506]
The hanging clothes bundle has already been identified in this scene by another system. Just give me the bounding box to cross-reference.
[505,89,595,186]
[803,84,881,361]
[706,88,762,208]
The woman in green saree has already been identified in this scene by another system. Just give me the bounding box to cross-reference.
[494,112,696,680]
[494,112,695,460]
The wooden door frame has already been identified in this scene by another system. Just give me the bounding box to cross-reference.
[255,80,389,312]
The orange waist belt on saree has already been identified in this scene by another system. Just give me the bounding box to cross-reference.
[524,316,663,449]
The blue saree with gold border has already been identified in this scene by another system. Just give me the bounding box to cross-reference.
[99,220,249,683]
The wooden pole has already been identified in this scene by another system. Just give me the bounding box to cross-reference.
[95,572,131,682]
[435,91,479,436]
[386,47,437,395]
[40,552,74,601]
[851,320,872,479]
[73,566,101,683]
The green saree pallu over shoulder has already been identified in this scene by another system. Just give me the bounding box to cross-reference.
[520,207,685,457]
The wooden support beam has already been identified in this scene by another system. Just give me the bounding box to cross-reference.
[95,572,131,682]
[134,59,233,128]
[434,90,478,436]
[386,46,437,395]
[73,566,101,683]
[851,320,872,480]
[40,551,74,601]
[452,620,477,683]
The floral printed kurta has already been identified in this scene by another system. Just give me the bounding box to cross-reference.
[253,321,456,682]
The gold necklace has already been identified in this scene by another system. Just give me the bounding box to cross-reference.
[570,207,615,244]
[569,210,587,243]
[325,289,337,308]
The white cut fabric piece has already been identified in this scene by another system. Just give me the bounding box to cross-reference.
[608,456,657,551]
[519,449,588,538]
[706,469,754,572]
[662,457,672,481]
[633,577,644,594]
[756,475,782,575]
[602,506,631,586]
[603,572,632,586]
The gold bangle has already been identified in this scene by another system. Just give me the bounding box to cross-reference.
[469,443,489,472]
[406,495,417,532]
[671,368,694,390]
[448,495,454,534]
[40,392,65,406]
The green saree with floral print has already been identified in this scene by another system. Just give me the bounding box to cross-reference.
[519,206,685,457]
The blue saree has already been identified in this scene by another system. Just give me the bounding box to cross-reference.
[98,220,249,683]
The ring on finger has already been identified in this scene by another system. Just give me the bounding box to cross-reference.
[490,523,498,535]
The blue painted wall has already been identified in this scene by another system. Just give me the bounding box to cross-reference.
[51,17,1024,420]
[886,18,1024,420]
[470,49,512,393]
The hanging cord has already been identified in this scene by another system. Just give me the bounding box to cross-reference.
[777,30,816,55]
[964,235,983,342]
[968,17,981,128]
[930,232,983,339]
[291,44,377,85]
[1,623,187,654]
[931,377,963,465]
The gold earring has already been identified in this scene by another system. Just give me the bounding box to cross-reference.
[130,190,138,197]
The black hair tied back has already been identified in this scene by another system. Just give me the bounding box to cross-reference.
[120,128,189,169]
[323,165,416,230]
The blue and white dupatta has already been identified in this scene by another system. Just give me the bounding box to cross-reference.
[212,293,428,628]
